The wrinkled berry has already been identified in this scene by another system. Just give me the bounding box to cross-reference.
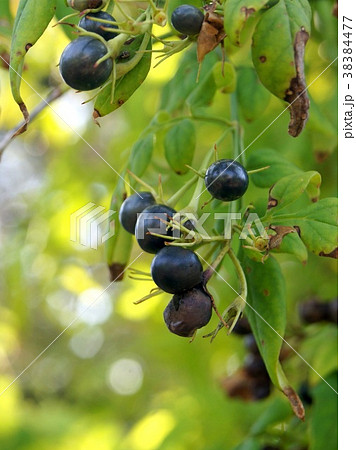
[163,286,212,337]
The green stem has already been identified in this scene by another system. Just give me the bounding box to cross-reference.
[203,242,230,282]
[227,249,247,300]
[166,175,198,208]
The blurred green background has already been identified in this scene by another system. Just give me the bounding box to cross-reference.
[0,1,337,449]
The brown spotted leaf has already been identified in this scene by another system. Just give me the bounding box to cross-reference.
[251,0,311,137]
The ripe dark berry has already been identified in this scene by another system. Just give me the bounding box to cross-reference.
[171,5,204,36]
[163,286,212,337]
[231,316,251,335]
[119,192,156,235]
[298,298,330,324]
[252,379,271,400]
[151,247,203,294]
[135,204,177,254]
[244,354,268,378]
[59,37,112,91]
[79,11,118,41]
[243,334,260,355]
[327,298,338,324]
[205,159,249,201]
[67,0,102,11]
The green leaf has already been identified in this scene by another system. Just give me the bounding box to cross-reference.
[234,438,260,450]
[212,61,237,94]
[267,171,321,213]
[164,119,196,175]
[250,397,292,436]
[160,48,218,113]
[186,64,217,110]
[251,0,311,99]
[300,325,338,384]
[236,67,271,122]
[55,0,78,41]
[247,148,301,187]
[93,35,151,119]
[129,133,155,178]
[272,232,308,264]
[272,198,338,257]
[243,255,305,419]
[0,1,13,37]
[224,0,271,46]
[243,256,286,389]
[309,373,338,450]
[307,97,338,161]
[10,0,56,128]
[251,0,312,136]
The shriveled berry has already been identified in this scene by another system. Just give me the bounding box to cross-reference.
[67,0,102,11]
[59,37,112,91]
[135,204,176,254]
[205,159,249,201]
[151,246,203,294]
[79,11,118,41]
[163,286,212,337]
[171,5,204,36]
[119,192,156,235]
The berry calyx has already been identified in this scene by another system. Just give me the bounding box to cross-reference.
[171,5,204,36]
[119,192,156,235]
[163,285,212,337]
[59,36,112,91]
[151,246,203,294]
[79,11,118,41]
[135,204,177,254]
[204,159,249,201]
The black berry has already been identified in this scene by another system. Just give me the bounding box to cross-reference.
[163,286,212,337]
[119,192,156,235]
[231,316,251,335]
[171,5,204,36]
[67,0,102,11]
[79,11,118,41]
[243,334,260,355]
[205,159,249,201]
[135,204,176,254]
[299,298,330,324]
[59,37,112,91]
[244,354,268,378]
[151,246,203,294]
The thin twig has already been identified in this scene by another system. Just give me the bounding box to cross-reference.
[0,85,68,159]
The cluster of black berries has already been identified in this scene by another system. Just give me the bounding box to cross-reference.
[119,192,212,337]
[60,1,118,90]
[222,317,271,401]
[299,298,338,325]
[118,159,249,336]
